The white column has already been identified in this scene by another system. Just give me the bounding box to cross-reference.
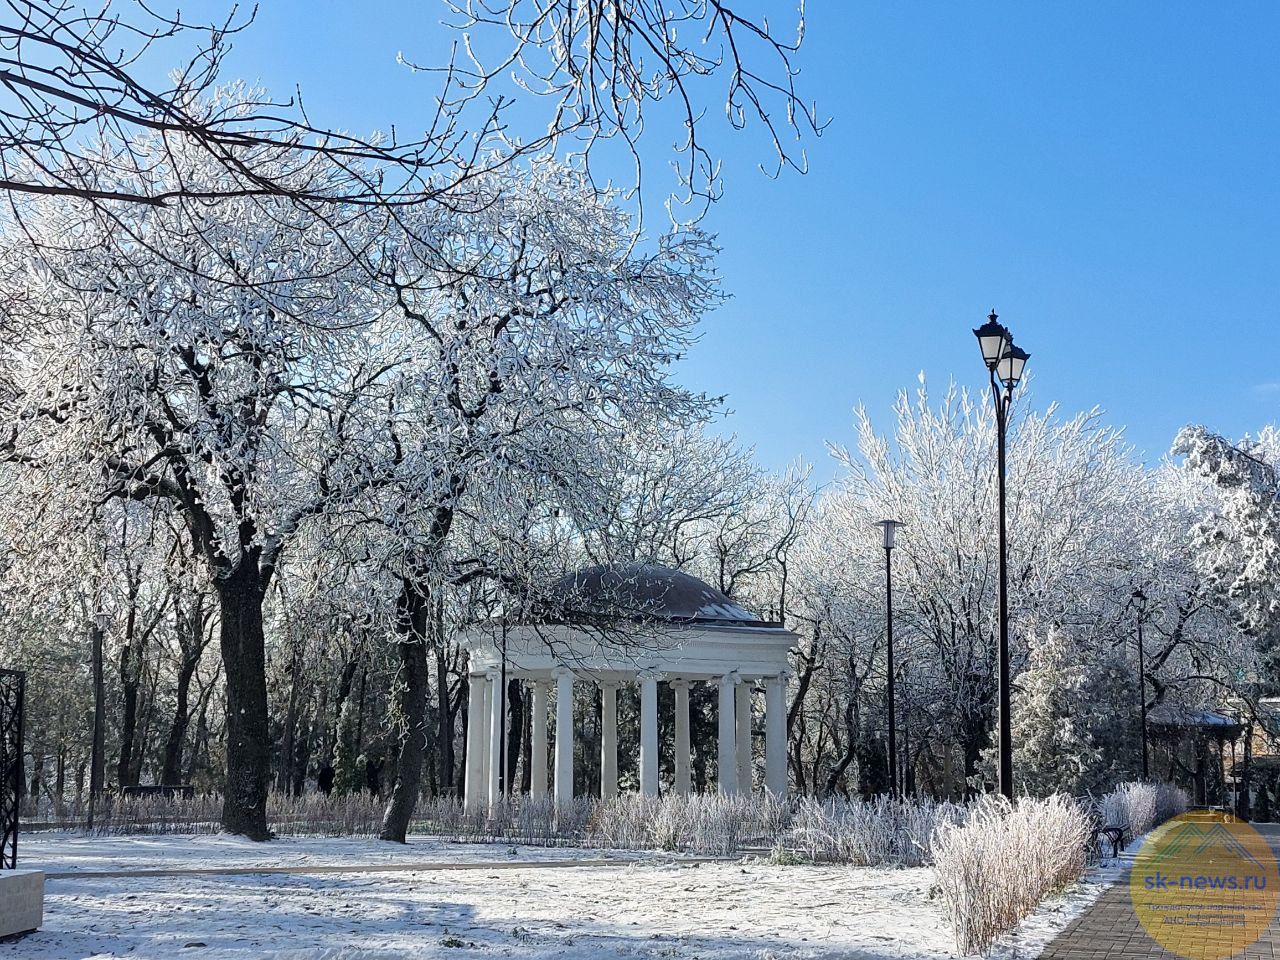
[736,680,753,793]
[477,674,492,806]
[671,680,692,795]
[464,672,485,810]
[600,682,618,800]
[554,667,575,805]
[487,672,504,806]
[717,673,739,795]
[764,674,788,797]
[530,680,550,800]
[639,673,659,796]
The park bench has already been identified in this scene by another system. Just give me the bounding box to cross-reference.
[121,784,194,799]
[1099,824,1128,858]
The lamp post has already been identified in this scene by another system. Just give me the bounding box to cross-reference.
[1132,588,1150,781]
[498,618,508,796]
[88,609,109,832]
[875,519,905,800]
[901,658,913,798]
[973,311,1030,800]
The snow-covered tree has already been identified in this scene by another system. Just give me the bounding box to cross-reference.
[1007,626,1101,796]
[1172,425,1280,649]
[789,378,1151,796]
[0,142,723,839]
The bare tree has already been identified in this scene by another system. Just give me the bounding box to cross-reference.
[1,0,821,216]
[0,0,511,209]
[429,0,826,212]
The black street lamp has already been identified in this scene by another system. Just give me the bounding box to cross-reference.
[972,310,1030,800]
[875,519,905,800]
[1132,588,1150,781]
[88,610,108,832]
[498,618,508,796]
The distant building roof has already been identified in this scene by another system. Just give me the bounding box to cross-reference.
[1148,704,1245,738]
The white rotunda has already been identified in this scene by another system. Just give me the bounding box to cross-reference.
[459,563,797,809]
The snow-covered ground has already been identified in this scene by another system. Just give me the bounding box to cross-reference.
[19,832,656,875]
[2,834,1125,960]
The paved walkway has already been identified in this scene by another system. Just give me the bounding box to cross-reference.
[1039,824,1280,960]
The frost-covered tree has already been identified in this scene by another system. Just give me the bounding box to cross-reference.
[563,422,813,614]
[1,142,722,840]
[0,124,411,836]
[1008,626,1101,796]
[791,378,1149,796]
[1172,425,1280,650]
[1,1,818,214]
[315,161,721,842]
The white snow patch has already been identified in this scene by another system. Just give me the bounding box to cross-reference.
[6,835,958,960]
[6,833,1132,959]
[18,832,649,875]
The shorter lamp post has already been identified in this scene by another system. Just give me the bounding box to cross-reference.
[875,519,905,800]
[88,609,109,832]
[972,310,1030,800]
[498,619,508,796]
[1132,588,1150,781]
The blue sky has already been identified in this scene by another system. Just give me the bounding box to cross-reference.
[198,1,1278,475]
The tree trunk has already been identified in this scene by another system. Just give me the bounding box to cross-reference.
[506,678,524,791]
[161,656,198,785]
[186,666,218,784]
[520,690,533,794]
[131,668,160,786]
[55,745,66,814]
[117,642,140,789]
[115,588,147,789]
[380,581,431,843]
[332,656,363,794]
[277,645,303,793]
[28,752,44,801]
[824,699,859,797]
[434,629,454,797]
[216,560,272,840]
[962,713,988,799]
[1238,722,1253,820]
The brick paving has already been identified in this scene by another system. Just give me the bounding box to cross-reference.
[1039,824,1280,960]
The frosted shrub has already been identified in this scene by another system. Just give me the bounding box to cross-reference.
[270,791,384,837]
[1154,782,1191,825]
[683,795,737,853]
[589,795,664,849]
[787,796,968,866]
[645,796,687,851]
[933,795,1092,954]
[39,789,979,866]
[31,792,225,836]
[587,793,784,855]
[1097,782,1188,839]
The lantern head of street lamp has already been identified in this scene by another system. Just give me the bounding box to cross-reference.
[996,341,1030,392]
[874,519,905,550]
[973,311,1010,370]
